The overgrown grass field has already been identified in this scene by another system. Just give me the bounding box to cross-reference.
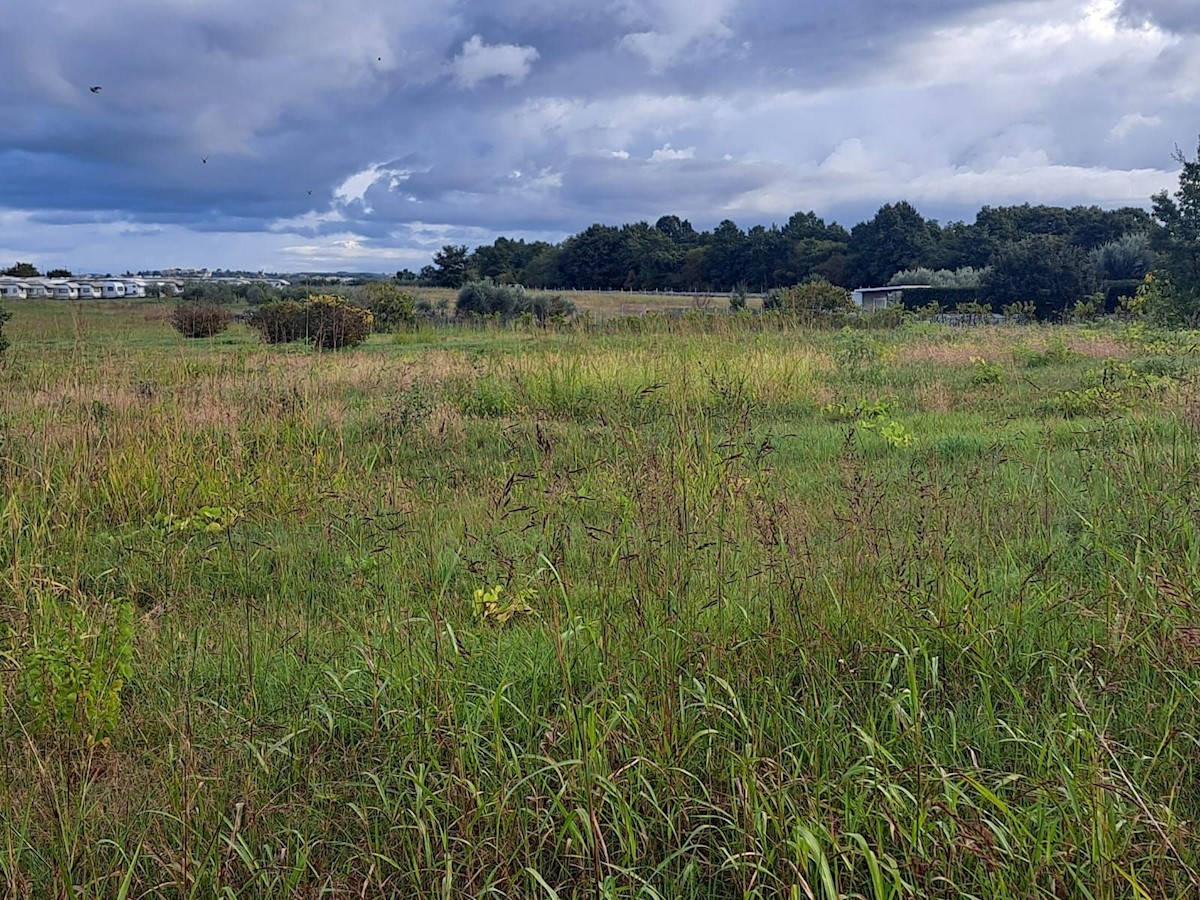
[2,301,1200,898]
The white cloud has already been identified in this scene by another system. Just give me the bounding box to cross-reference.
[616,0,736,71]
[280,235,428,263]
[1109,112,1164,140]
[451,35,540,88]
[649,143,695,161]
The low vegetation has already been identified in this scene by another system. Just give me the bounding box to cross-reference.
[2,299,1200,898]
[245,294,373,349]
[170,300,231,338]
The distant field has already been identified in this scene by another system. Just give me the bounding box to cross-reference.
[3,300,1200,898]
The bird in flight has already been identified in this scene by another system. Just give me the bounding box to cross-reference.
[89,86,102,93]
[202,157,208,164]
[306,190,313,195]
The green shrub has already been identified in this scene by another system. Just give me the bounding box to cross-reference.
[305,295,373,350]
[248,296,373,349]
[247,300,306,344]
[0,302,10,354]
[455,281,575,323]
[1089,232,1155,281]
[730,284,748,312]
[1002,301,1037,322]
[456,281,525,318]
[522,292,576,325]
[361,282,416,332]
[171,301,231,338]
[15,599,135,746]
[970,356,1003,385]
[763,278,852,313]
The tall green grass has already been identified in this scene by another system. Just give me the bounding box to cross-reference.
[1,301,1199,897]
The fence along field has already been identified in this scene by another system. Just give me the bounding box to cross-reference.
[2,298,1200,899]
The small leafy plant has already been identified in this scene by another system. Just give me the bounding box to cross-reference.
[472,584,536,625]
[155,505,244,535]
[15,599,135,745]
[970,356,1003,385]
[823,398,914,449]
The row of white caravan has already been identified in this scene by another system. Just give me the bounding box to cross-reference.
[0,277,184,300]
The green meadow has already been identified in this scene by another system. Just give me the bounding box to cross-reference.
[2,300,1200,898]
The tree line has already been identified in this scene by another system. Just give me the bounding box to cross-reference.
[402,202,1154,296]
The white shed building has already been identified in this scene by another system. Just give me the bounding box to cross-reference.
[852,284,931,312]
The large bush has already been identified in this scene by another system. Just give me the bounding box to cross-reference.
[304,295,373,349]
[171,301,231,338]
[1089,232,1156,281]
[763,278,852,313]
[247,296,373,349]
[0,302,9,355]
[455,281,575,323]
[360,282,416,332]
[456,281,526,318]
[247,301,306,344]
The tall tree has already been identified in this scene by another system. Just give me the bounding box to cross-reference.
[431,245,471,288]
[847,202,937,287]
[654,215,699,246]
[621,222,683,290]
[559,224,628,289]
[983,234,1097,319]
[704,219,749,290]
[520,247,564,289]
[1150,142,1200,312]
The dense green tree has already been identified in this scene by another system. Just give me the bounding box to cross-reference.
[654,215,699,246]
[704,220,749,290]
[676,246,710,291]
[782,210,849,243]
[431,245,472,288]
[621,222,683,290]
[983,235,1097,319]
[520,247,564,289]
[1089,232,1156,281]
[46,268,72,279]
[3,262,39,278]
[559,224,628,289]
[471,237,552,284]
[742,225,785,291]
[1150,142,1200,320]
[848,202,937,287]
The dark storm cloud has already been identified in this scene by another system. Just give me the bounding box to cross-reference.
[0,0,1191,271]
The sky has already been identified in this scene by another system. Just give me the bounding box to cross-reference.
[0,0,1196,274]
